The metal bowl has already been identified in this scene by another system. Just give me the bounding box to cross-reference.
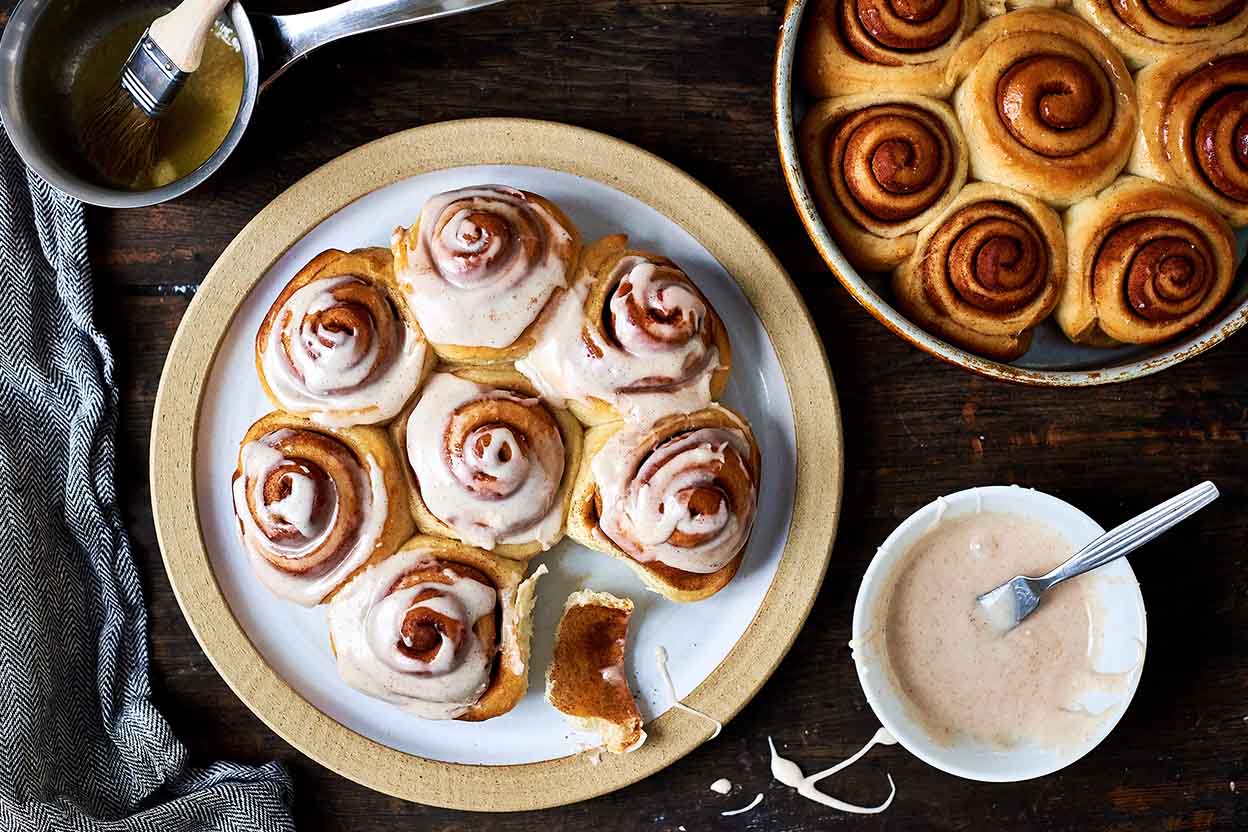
[773,0,1248,386]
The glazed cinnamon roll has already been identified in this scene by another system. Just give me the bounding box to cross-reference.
[801,0,979,97]
[567,406,761,603]
[391,185,581,364]
[892,182,1066,361]
[516,235,732,425]
[1129,37,1248,226]
[231,413,414,606]
[327,536,546,721]
[391,367,583,559]
[1071,0,1248,68]
[546,590,646,754]
[256,248,433,427]
[1058,177,1236,345]
[798,94,969,271]
[948,10,1138,208]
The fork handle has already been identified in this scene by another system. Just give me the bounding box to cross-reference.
[1037,481,1219,591]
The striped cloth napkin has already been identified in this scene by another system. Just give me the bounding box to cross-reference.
[0,129,294,831]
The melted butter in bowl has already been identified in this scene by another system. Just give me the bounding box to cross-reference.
[852,487,1147,782]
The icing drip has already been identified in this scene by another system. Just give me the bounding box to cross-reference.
[720,793,763,817]
[405,373,566,550]
[516,253,721,424]
[767,729,898,814]
[395,186,575,349]
[327,550,498,720]
[231,429,387,606]
[710,778,733,794]
[593,426,756,573]
[261,275,427,427]
[655,646,722,739]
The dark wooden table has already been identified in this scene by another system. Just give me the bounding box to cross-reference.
[95,1,1246,829]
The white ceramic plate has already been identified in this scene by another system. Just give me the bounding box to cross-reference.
[852,486,1147,781]
[195,164,798,765]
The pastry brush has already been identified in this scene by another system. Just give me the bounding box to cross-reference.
[82,0,231,185]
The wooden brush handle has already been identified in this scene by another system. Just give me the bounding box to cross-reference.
[148,0,232,73]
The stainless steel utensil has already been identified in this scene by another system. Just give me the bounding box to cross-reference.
[0,0,504,207]
[977,481,1219,631]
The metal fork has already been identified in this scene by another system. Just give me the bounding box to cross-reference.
[977,482,1220,632]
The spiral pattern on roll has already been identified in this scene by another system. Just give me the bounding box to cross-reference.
[994,55,1111,158]
[1166,56,1248,205]
[840,0,966,64]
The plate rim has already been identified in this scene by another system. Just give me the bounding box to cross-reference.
[150,117,844,811]
[772,0,1248,387]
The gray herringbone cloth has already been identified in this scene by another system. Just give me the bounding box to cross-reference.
[0,129,295,831]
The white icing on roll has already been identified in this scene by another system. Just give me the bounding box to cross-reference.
[593,425,757,574]
[327,549,498,720]
[516,256,720,424]
[231,429,387,606]
[406,373,566,550]
[261,275,427,427]
[395,186,575,349]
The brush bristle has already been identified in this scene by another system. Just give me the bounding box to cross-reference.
[81,83,159,186]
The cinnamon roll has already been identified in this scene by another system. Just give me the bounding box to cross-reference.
[1129,37,1248,226]
[516,235,732,425]
[798,94,969,271]
[391,185,581,364]
[327,536,546,721]
[391,367,583,559]
[801,0,979,98]
[546,590,645,754]
[948,10,1138,207]
[256,248,433,427]
[1071,0,1248,68]
[231,412,414,607]
[567,406,761,603]
[892,182,1066,361]
[1058,177,1236,345]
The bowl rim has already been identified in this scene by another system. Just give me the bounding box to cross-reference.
[772,0,1248,387]
[850,485,1148,782]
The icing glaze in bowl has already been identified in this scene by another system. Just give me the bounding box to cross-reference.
[851,486,1148,782]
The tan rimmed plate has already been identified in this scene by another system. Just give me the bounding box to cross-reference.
[774,0,1248,386]
[151,118,841,811]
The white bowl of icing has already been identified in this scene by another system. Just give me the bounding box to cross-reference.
[851,485,1147,782]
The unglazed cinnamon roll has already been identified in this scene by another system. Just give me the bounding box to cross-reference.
[948,10,1138,208]
[892,182,1066,361]
[391,185,581,364]
[801,0,978,97]
[1057,177,1236,345]
[546,590,646,754]
[1129,37,1248,226]
[798,94,969,271]
[327,536,546,721]
[231,412,414,606]
[391,367,582,559]
[567,406,761,603]
[256,248,433,427]
[516,235,732,425]
[1071,0,1248,68]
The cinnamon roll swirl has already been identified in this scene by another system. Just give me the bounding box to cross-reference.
[327,536,546,721]
[892,182,1066,361]
[256,248,433,427]
[948,10,1138,207]
[799,94,969,271]
[1058,177,1236,345]
[516,235,732,425]
[567,406,761,603]
[391,367,583,559]
[231,413,414,606]
[1072,0,1248,68]
[1129,37,1248,226]
[801,0,979,97]
[391,185,581,364]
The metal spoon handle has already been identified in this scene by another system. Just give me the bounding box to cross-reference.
[1037,481,1219,591]
[255,0,505,89]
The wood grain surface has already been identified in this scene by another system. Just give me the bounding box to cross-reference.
[97,0,1245,829]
